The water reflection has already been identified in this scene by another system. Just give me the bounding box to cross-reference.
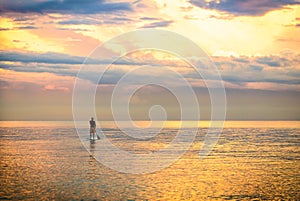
[0,122,299,200]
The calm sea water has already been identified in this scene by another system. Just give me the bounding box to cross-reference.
[0,121,299,200]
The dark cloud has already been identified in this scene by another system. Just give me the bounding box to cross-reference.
[208,14,233,20]
[0,51,156,66]
[1,51,299,88]
[132,0,143,4]
[112,17,133,21]
[222,75,300,85]
[140,17,160,21]
[0,59,171,86]
[0,51,86,64]
[17,25,39,30]
[0,62,78,77]
[248,65,263,71]
[58,19,100,25]
[58,27,91,32]
[233,57,249,63]
[287,70,300,78]
[13,17,36,22]
[142,20,173,28]
[190,0,300,16]
[256,56,285,67]
[58,17,133,25]
[98,69,126,85]
[214,53,300,70]
[203,53,300,86]
[0,0,132,14]
[0,28,11,31]
[0,26,38,31]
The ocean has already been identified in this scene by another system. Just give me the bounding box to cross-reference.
[0,121,299,200]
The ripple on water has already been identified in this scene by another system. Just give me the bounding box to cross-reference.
[0,123,299,200]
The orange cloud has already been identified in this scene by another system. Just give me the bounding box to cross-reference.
[0,69,74,93]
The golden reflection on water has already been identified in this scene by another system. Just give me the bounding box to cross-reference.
[1,120,299,128]
[0,121,299,200]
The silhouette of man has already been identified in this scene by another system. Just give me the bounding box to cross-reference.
[89,117,96,140]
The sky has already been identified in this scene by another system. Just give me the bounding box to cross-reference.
[0,0,299,121]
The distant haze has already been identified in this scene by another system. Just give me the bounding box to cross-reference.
[1,86,299,121]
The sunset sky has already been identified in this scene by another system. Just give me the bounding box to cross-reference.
[0,0,299,120]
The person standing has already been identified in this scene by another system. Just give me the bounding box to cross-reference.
[89,117,96,140]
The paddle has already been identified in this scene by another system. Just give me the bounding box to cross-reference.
[96,129,101,140]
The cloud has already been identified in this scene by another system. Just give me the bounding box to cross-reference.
[0,64,79,79]
[254,54,299,67]
[58,27,91,32]
[190,0,300,16]
[17,25,39,30]
[209,53,300,87]
[0,51,86,64]
[0,28,11,31]
[140,17,160,21]
[111,17,133,21]
[13,17,36,22]
[221,75,300,85]
[58,19,101,25]
[0,26,38,31]
[0,0,132,14]
[248,65,263,71]
[44,84,70,92]
[256,56,282,67]
[142,20,173,28]
[1,50,299,91]
[208,14,234,20]
[0,51,166,82]
[58,16,134,26]
[0,68,75,97]
[0,51,172,66]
